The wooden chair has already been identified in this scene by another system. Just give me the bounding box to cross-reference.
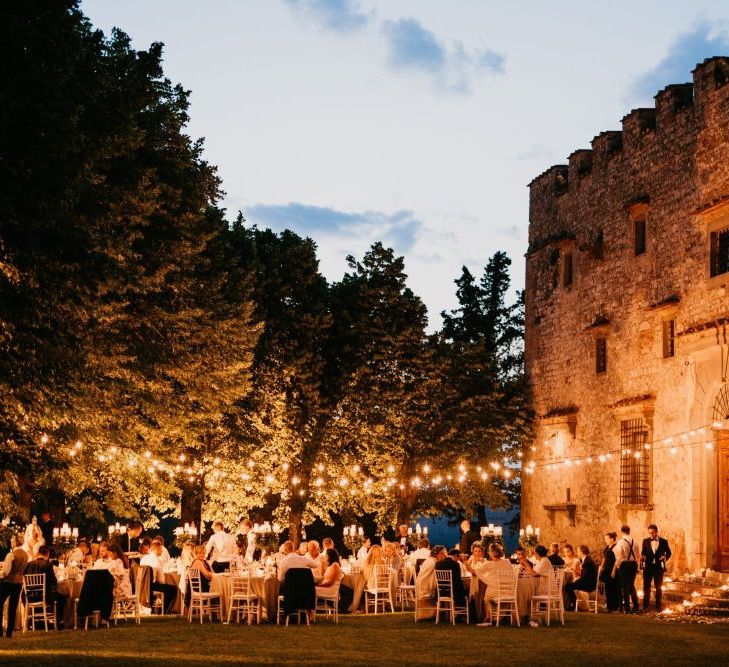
[22,573,55,632]
[530,567,565,626]
[228,571,261,625]
[364,564,394,614]
[187,570,222,623]
[434,569,469,625]
[488,569,520,627]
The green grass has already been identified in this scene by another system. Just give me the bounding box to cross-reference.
[0,612,727,666]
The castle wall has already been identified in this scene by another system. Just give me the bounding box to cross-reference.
[522,57,729,572]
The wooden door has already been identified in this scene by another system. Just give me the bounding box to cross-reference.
[719,431,729,571]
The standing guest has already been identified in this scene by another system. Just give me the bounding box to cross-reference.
[0,534,29,637]
[236,519,255,561]
[599,532,621,612]
[435,548,468,614]
[140,539,178,613]
[22,520,45,559]
[69,540,90,565]
[206,521,237,573]
[92,541,111,569]
[548,542,565,567]
[562,544,580,575]
[396,525,412,553]
[356,537,371,562]
[24,544,66,629]
[107,544,132,599]
[125,521,144,553]
[641,524,671,611]
[459,520,479,556]
[39,512,55,553]
[613,524,640,614]
[277,541,318,583]
[564,545,598,610]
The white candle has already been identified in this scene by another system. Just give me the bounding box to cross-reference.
[423,527,428,535]
[535,527,541,536]
[519,528,525,537]
[72,527,79,537]
[53,528,59,538]
[407,527,413,535]
[526,525,533,535]
[358,527,363,536]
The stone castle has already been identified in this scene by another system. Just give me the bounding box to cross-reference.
[522,57,729,573]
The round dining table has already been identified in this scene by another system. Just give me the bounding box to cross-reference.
[211,572,280,622]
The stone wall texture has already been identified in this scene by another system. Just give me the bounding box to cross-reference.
[522,57,729,573]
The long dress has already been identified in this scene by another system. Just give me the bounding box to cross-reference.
[108,558,133,598]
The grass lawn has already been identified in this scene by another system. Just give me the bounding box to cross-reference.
[0,612,727,666]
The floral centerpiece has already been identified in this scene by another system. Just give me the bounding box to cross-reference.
[173,523,198,550]
[519,524,540,551]
[343,524,364,555]
[253,522,281,554]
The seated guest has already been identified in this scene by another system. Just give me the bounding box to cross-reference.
[409,538,431,567]
[24,544,66,629]
[396,525,412,553]
[548,542,565,567]
[69,540,90,565]
[107,544,132,599]
[178,543,194,573]
[435,549,468,610]
[414,546,440,600]
[562,544,580,574]
[565,545,598,611]
[140,538,177,613]
[138,538,152,557]
[383,541,402,572]
[362,545,385,588]
[206,521,237,573]
[90,542,100,562]
[468,542,486,568]
[306,540,321,566]
[185,544,213,607]
[356,537,371,562]
[154,535,171,562]
[517,545,552,577]
[92,541,111,569]
[322,538,335,553]
[471,543,514,626]
[298,542,309,556]
[278,541,318,583]
[315,548,344,597]
[459,520,479,556]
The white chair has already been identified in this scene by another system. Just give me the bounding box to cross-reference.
[23,573,55,632]
[187,570,222,623]
[364,565,394,614]
[487,569,520,627]
[434,570,469,625]
[112,569,141,625]
[228,572,261,625]
[314,583,340,623]
[397,567,416,611]
[276,594,311,626]
[530,568,565,626]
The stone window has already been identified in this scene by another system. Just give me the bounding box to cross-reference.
[710,226,729,277]
[619,419,650,504]
[595,336,607,374]
[662,319,675,358]
[634,218,646,256]
[562,252,573,287]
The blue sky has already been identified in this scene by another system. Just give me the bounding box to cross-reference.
[83,0,729,327]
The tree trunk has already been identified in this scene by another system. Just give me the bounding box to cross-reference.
[180,477,203,530]
[289,509,303,548]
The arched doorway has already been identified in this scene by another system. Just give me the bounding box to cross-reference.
[715,384,729,570]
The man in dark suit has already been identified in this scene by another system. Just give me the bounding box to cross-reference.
[39,512,55,554]
[434,548,468,611]
[641,524,671,611]
[458,521,479,557]
[565,545,598,611]
[548,542,565,567]
[24,545,66,629]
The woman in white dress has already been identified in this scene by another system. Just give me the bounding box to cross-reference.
[22,520,45,559]
[108,544,133,598]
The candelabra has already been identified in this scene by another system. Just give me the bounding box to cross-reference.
[519,524,541,551]
[173,522,199,549]
[253,521,281,553]
[52,523,79,552]
[343,524,364,554]
[479,523,504,549]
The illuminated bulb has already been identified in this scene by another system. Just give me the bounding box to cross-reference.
[531,446,537,452]
[458,474,466,483]
[188,476,194,483]
[75,440,82,449]
[706,442,713,450]
[586,457,593,464]
[298,490,305,497]
[399,483,404,490]
[265,474,275,484]
[433,476,442,485]
[634,451,641,459]
[606,453,612,460]
[110,446,118,454]
[480,472,488,481]
[179,454,186,462]
[387,465,395,474]
[147,466,154,474]
[291,476,300,486]
[40,434,49,445]
[517,452,523,458]
[689,430,696,437]
[68,449,75,457]
[446,474,452,481]
[282,462,290,471]
[490,462,500,470]
[315,477,323,487]
[144,451,152,459]
[317,463,324,472]
[422,464,431,474]
[339,478,349,487]
[574,459,582,466]
[458,463,466,472]
[565,460,572,467]
[186,467,192,474]
[353,464,360,473]
[503,470,512,479]
[247,460,255,468]
[598,455,606,463]
[525,468,533,475]
[226,483,232,491]
[644,444,651,450]
[213,456,221,465]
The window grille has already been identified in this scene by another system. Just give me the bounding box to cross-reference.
[595,337,607,374]
[662,319,675,358]
[634,219,646,256]
[710,227,729,277]
[620,419,650,504]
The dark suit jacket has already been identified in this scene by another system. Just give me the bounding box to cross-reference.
[459,530,479,556]
[641,537,671,570]
[24,558,58,600]
[548,553,565,567]
[575,555,598,591]
[435,558,467,606]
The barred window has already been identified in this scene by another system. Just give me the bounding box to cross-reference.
[620,419,650,504]
[710,227,729,277]
[662,319,675,359]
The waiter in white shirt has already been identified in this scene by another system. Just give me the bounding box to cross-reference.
[206,521,237,573]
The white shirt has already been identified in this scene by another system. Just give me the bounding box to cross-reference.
[476,558,514,591]
[92,557,111,570]
[650,538,659,553]
[140,552,164,583]
[614,536,639,568]
[278,553,317,582]
[409,548,431,564]
[0,552,14,578]
[356,546,369,561]
[207,531,237,563]
[532,557,553,577]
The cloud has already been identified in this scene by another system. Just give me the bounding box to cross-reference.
[517,143,556,162]
[381,17,505,93]
[283,0,372,32]
[244,202,423,253]
[630,21,729,100]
